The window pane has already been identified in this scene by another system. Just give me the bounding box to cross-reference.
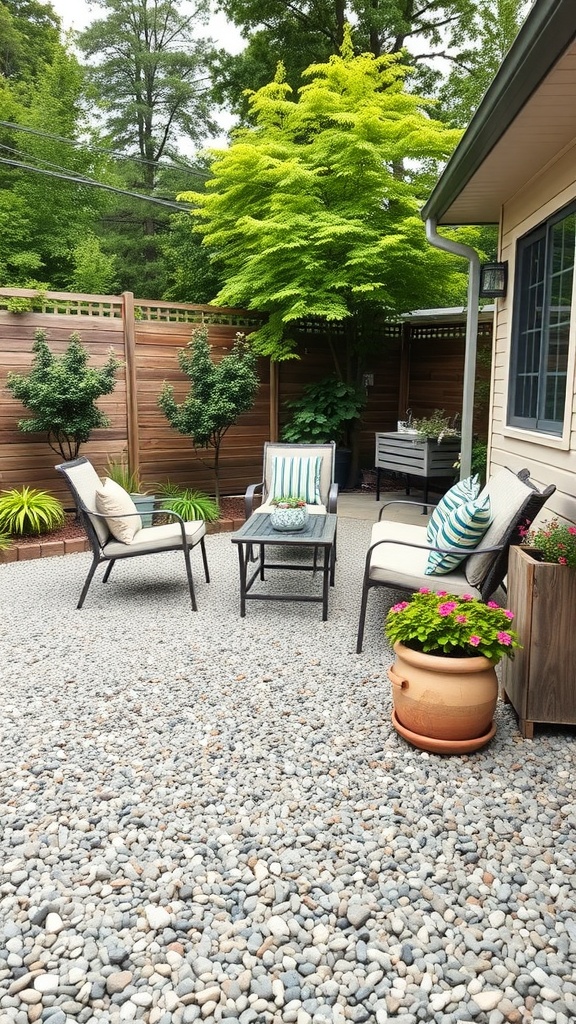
[514,236,544,420]
[541,214,574,426]
[511,206,574,433]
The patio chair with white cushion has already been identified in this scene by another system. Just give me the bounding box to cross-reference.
[356,467,555,653]
[245,442,338,519]
[56,457,210,610]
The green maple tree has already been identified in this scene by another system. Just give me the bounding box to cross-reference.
[183,30,468,365]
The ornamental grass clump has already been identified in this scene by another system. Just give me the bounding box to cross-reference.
[526,518,576,567]
[385,589,520,662]
[0,487,65,536]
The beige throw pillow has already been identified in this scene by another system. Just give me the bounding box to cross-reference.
[95,478,142,544]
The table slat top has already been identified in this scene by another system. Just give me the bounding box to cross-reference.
[231,512,337,546]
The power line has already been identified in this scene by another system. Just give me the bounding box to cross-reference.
[0,119,211,180]
[0,156,196,210]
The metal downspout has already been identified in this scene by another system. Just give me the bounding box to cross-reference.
[425,219,481,479]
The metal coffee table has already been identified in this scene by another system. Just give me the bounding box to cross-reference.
[231,512,337,620]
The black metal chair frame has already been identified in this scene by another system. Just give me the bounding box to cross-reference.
[56,457,210,610]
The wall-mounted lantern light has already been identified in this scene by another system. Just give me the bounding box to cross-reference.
[479,261,508,298]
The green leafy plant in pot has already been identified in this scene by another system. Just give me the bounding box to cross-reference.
[411,409,460,442]
[281,376,366,488]
[384,589,520,753]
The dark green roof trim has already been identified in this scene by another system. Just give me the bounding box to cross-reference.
[422,0,576,224]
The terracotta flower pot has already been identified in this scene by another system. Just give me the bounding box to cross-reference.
[388,641,498,753]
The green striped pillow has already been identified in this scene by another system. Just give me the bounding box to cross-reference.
[425,493,492,575]
[427,475,480,544]
[270,455,323,505]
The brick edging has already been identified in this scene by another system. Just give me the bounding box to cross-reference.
[0,519,246,564]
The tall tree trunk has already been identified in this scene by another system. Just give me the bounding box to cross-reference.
[334,0,346,49]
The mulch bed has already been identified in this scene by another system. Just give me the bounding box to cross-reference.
[10,498,246,548]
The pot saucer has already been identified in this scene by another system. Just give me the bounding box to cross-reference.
[391,710,497,754]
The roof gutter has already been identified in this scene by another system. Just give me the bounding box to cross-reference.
[425,219,481,479]
[422,0,576,224]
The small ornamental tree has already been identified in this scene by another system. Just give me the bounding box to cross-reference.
[6,329,121,460]
[158,327,260,503]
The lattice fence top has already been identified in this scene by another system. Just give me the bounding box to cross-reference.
[0,289,123,318]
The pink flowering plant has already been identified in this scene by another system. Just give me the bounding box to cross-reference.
[385,589,520,662]
[525,518,576,567]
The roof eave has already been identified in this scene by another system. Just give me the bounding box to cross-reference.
[422,0,576,225]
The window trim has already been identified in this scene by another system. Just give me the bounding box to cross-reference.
[507,199,576,436]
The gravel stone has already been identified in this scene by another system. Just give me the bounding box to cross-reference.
[0,524,574,1024]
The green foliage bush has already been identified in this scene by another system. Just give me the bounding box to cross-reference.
[158,327,259,504]
[0,487,65,536]
[281,377,366,447]
[6,329,121,460]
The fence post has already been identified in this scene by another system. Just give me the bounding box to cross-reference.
[269,359,279,441]
[398,322,411,420]
[122,291,140,475]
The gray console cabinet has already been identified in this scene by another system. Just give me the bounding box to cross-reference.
[374,431,461,507]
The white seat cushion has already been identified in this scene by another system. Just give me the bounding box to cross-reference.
[96,478,142,543]
[103,519,206,557]
[368,520,481,597]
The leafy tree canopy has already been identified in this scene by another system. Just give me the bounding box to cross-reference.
[183,32,470,361]
[0,42,117,288]
[0,0,61,80]
[213,0,530,124]
[78,0,218,186]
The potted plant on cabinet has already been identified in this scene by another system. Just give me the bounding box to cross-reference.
[502,519,576,738]
[384,589,520,753]
[281,376,366,489]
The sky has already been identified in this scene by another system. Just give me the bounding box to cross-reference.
[52,0,242,51]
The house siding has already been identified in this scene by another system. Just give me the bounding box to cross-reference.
[491,139,576,523]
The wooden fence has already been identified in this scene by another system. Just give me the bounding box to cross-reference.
[0,288,490,500]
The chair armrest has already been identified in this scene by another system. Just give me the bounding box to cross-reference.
[245,482,264,519]
[378,498,438,522]
[328,482,339,513]
[368,536,506,557]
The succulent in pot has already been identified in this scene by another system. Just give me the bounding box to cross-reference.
[270,495,307,509]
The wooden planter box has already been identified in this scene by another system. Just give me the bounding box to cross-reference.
[501,545,576,738]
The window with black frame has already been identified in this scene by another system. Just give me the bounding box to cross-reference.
[509,203,576,435]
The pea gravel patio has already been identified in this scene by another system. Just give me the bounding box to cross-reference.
[1,517,575,1024]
